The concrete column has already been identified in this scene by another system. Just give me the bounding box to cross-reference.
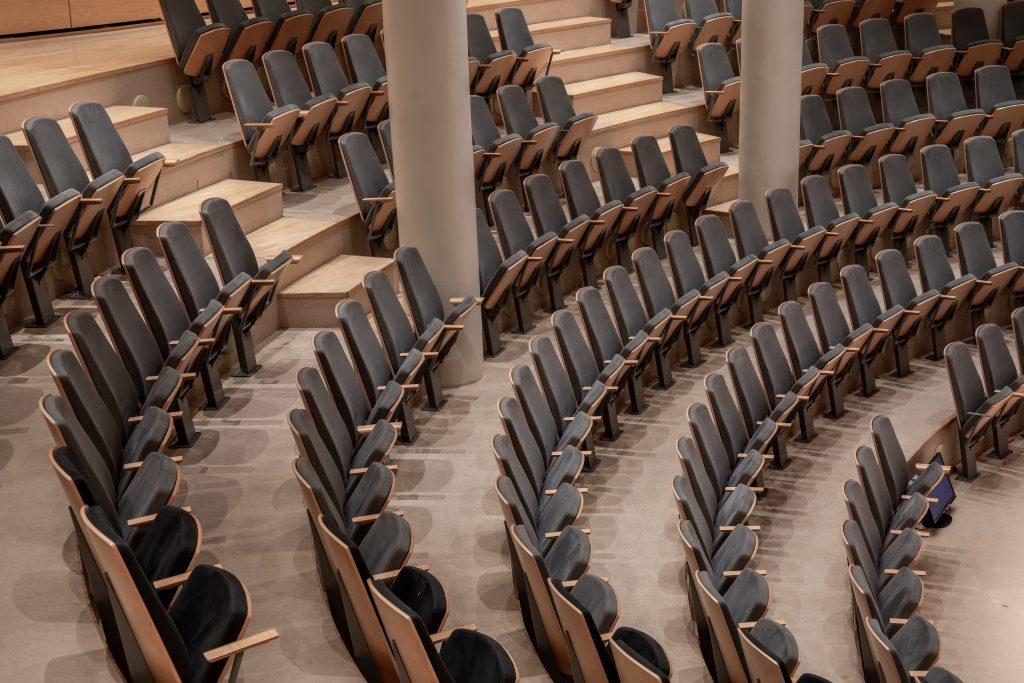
[382,0,484,386]
[738,0,804,227]
[954,0,1004,36]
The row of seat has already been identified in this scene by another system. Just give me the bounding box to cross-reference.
[642,0,741,91]
[467,7,557,96]
[159,0,382,121]
[842,415,962,682]
[37,215,292,678]
[0,102,165,356]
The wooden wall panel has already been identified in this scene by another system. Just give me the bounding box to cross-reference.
[0,0,72,36]
[70,0,162,28]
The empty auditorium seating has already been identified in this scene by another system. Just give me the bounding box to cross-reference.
[697,42,740,151]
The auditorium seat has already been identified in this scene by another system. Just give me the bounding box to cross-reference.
[779,300,855,419]
[838,164,898,268]
[692,569,771,682]
[904,11,957,86]
[303,41,372,176]
[496,7,554,89]
[525,174,596,297]
[864,618,962,683]
[158,0,229,122]
[974,65,1024,140]
[847,564,922,641]
[595,147,657,265]
[878,78,936,156]
[253,0,314,54]
[511,364,594,472]
[24,117,125,299]
[767,186,838,285]
[263,49,337,190]
[921,144,980,247]
[466,13,517,99]
[536,76,597,164]
[964,136,1024,232]
[0,136,78,323]
[818,24,870,97]
[915,232,982,340]
[0,214,41,355]
[739,620,825,683]
[633,136,691,245]
[577,286,650,413]
[877,154,937,256]
[670,124,729,228]
[687,0,736,49]
[950,6,1003,79]
[560,159,625,284]
[645,0,697,91]
[875,249,949,360]
[856,446,929,541]
[925,71,985,148]
[841,518,922,592]
[342,34,389,130]
[475,210,528,357]
[807,0,855,34]
[498,396,585,507]
[222,59,300,182]
[800,93,852,176]
[347,0,383,44]
[859,17,911,89]
[751,322,823,447]
[497,85,560,188]
[1001,0,1024,73]
[469,94,523,206]
[208,0,274,63]
[298,0,352,48]
[697,42,740,151]
[92,276,204,447]
[954,221,1020,329]
[975,324,1024,428]
[666,231,736,346]
[340,132,397,256]
[675,437,757,550]
[696,214,758,324]
[490,189,557,328]
[605,264,675,389]
[836,86,896,168]
[944,341,1013,479]
[799,173,860,277]
[552,309,628,429]
[871,415,947,504]
[726,344,810,444]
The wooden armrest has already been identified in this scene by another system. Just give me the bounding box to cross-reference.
[244,122,277,129]
[916,463,951,473]
[123,177,142,185]
[128,415,144,424]
[79,197,105,205]
[372,568,402,581]
[350,464,398,475]
[726,485,764,493]
[724,569,767,576]
[556,238,574,244]
[352,510,404,524]
[621,206,639,213]
[123,455,183,470]
[721,525,760,531]
[738,621,758,629]
[482,151,502,158]
[204,629,280,663]
[127,506,192,527]
[431,625,476,644]
[356,422,402,435]
[223,307,244,315]
[443,324,465,331]
[525,256,545,262]
[0,245,25,253]
[790,244,807,251]
[884,568,925,576]
[363,196,394,204]
[154,564,223,590]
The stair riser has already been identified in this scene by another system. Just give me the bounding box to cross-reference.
[550,48,651,84]
[526,21,611,51]
[131,191,284,254]
[151,145,251,206]
[583,111,705,175]
[273,217,369,290]
[475,0,606,29]
[569,78,664,116]
[709,171,739,205]
[619,136,721,177]
[278,263,401,328]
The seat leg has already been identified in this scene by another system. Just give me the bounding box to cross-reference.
[853,247,870,272]
[253,163,272,183]
[110,219,134,266]
[482,312,503,358]
[189,79,213,123]
[716,120,731,152]
[746,292,764,326]
[817,259,833,284]
[782,273,798,302]
[422,367,447,411]
[200,364,229,411]
[580,253,598,288]
[600,401,622,442]
[512,291,534,333]
[649,221,666,258]
[681,328,703,367]
[24,276,57,328]
[329,136,346,179]
[892,341,912,377]
[969,306,986,334]
[990,421,1011,460]
[170,398,200,448]
[929,323,947,361]
[0,313,16,359]
[545,270,564,312]
[624,371,647,414]
[398,399,420,444]
[615,238,632,271]
[771,434,789,469]
[794,403,815,444]
[956,431,978,481]
[231,322,261,376]
[825,378,846,419]
[657,60,674,94]
[291,148,316,192]
[654,348,676,389]
[858,357,877,397]
[67,248,93,300]
[712,306,731,347]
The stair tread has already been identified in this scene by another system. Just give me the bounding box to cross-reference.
[489,15,610,41]
[6,105,166,150]
[594,101,697,131]
[565,71,663,98]
[135,179,281,226]
[282,254,396,298]
[617,131,718,156]
[553,40,648,65]
[246,216,343,261]
[468,0,553,11]
[133,140,237,168]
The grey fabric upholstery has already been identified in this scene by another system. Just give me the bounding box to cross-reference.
[313,331,400,442]
[1002,210,1024,264]
[529,335,608,421]
[871,415,943,503]
[927,71,984,121]
[552,310,624,400]
[905,12,944,56]
[879,78,929,126]
[223,58,299,147]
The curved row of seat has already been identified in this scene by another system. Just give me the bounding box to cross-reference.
[841,416,962,683]
[35,200,297,679]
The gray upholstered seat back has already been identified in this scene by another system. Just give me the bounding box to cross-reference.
[313,331,371,433]
[1003,210,1024,263]
[296,457,344,529]
[209,0,251,27]
[706,372,749,460]
[697,42,733,90]
[922,144,963,194]
[669,124,708,175]
[855,446,894,537]
[69,101,133,174]
[751,323,796,397]
[808,282,852,348]
[470,95,501,146]
[157,221,222,319]
[364,270,417,369]
[297,366,356,473]
[24,117,92,195]
[45,396,120,521]
[955,221,997,276]
[905,12,942,56]
[493,434,537,510]
[0,136,45,219]
[476,209,503,289]
[842,265,884,328]
[677,436,722,527]
[696,215,737,276]
[879,78,921,123]
[122,246,192,352]
[536,76,575,125]
[495,7,534,53]
[1003,1,1024,45]
[844,479,883,559]
[800,94,835,141]
[336,299,393,396]
[255,0,293,20]
[512,364,560,453]
[497,85,541,137]
[200,198,260,281]
[727,346,771,432]
[837,87,878,134]
[730,200,769,256]
[965,135,1006,185]
[876,249,919,308]
[945,342,988,420]
[689,0,724,22]
[818,23,856,67]
[647,0,680,31]
[552,310,600,394]
[290,408,348,524]
[304,41,354,97]
[159,0,206,60]
[689,401,735,491]
[633,247,676,315]
[529,335,578,423]
[93,276,166,399]
[840,164,881,215]
[394,246,444,333]
[871,415,909,502]
[914,235,957,291]
[466,13,497,59]
[577,287,622,363]
[632,135,671,188]
[498,396,548,498]
[596,147,638,203]
[561,160,601,216]
[50,349,127,470]
[976,65,1016,111]
[490,189,536,255]
[666,231,706,295]
[65,310,140,428]
[779,301,822,373]
[340,132,390,205]
[223,59,274,143]
[343,34,386,84]
[977,323,1019,392]
[952,6,991,50]
[264,50,314,107]
[524,174,568,234]
[605,266,649,339]
[765,188,805,242]
[860,18,899,62]
[802,174,841,226]
[926,72,969,120]
[879,152,917,202]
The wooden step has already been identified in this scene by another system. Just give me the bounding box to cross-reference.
[7,105,170,181]
[131,179,283,253]
[706,198,738,233]
[549,40,652,84]
[469,0,606,30]
[560,72,664,116]
[139,140,250,205]
[247,214,365,289]
[709,163,739,205]
[491,16,611,51]
[618,132,721,176]
[936,1,952,29]
[279,254,400,327]
[583,101,707,172]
